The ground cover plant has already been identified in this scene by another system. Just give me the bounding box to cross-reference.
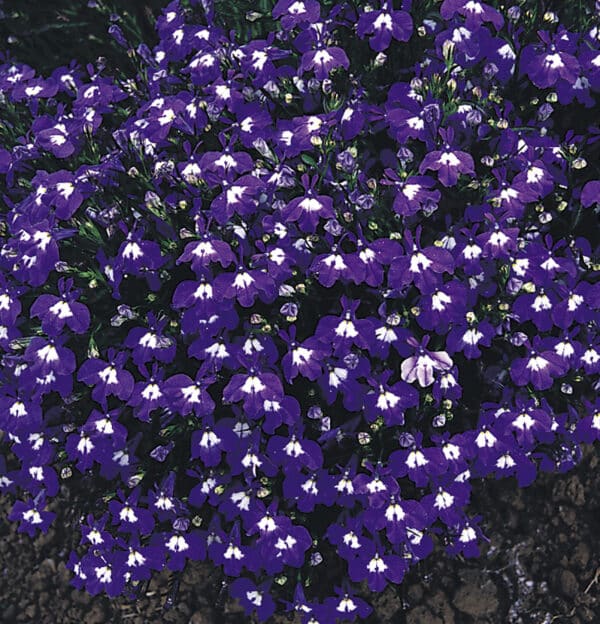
[0,0,599,622]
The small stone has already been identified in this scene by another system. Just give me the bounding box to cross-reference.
[2,605,16,622]
[189,610,217,624]
[406,605,442,624]
[71,589,92,605]
[86,603,107,624]
[560,569,579,598]
[23,605,37,620]
[428,591,455,624]
[407,584,424,604]
[454,581,499,617]
[571,543,590,569]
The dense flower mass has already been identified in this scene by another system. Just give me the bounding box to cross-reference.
[1,0,599,621]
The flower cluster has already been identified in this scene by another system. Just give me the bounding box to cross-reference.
[1,0,599,621]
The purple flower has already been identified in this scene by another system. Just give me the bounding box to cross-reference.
[223,361,284,415]
[357,7,413,52]
[230,577,276,621]
[9,496,56,538]
[388,228,454,292]
[389,434,448,487]
[510,338,568,390]
[522,32,580,89]
[163,370,216,417]
[348,537,407,592]
[272,0,321,29]
[400,336,453,387]
[77,349,134,402]
[446,317,495,359]
[281,174,335,232]
[213,265,277,308]
[108,489,155,535]
[300,46,350,80]
[440,0,503,30]
[418,129,475,187]
[581,180,600,207]
[124,314,176,366]
[30,278,90,334]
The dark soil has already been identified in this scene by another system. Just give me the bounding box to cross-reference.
[1,447,599,624]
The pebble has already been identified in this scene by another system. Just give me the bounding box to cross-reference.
[560,569,579,598]
[454,581,499,617]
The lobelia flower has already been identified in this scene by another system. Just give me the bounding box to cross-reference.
[510,337,569,391]
[310,242,367,287]
[512,283,560,332]
[77,349,134,403]
[33,116,79,158]
[213,263,277,308]
[521,30,580,89]
[127,363,167,422]
[575,400,600,444]
[148,473,182,520]
[416,280,469,333]
[322,585,373,621]
[353,233,402,287]
[347,535,408,592]
[266,427,323,471]
[11,217,70,288]
[445,516,483,558]
[117,535,165,584]
[124,313,176,367]
[422,476,470,527]
[432,366,463,403]
[30,277,90,335]
[0,381,42,435]
[581,180,600,207]
[357,3,413,52]
[388,227,454,292]
[23,335,76,379]
[363,370,419,426]
[400,335,454,388]
[115,225,166,285]
[223,356,284,416]
[365,310,412,360]
[208,522,253,577]
[440,0,504,31]
[108,488,156,536]
[280,325,330,382]
[191,415,240,467]
[580,339,600,375]
[163,369,216,417]
[230,577,277,622]
[281,174,335,233]
[388,432,448,488]
[160,528,206,572]
[209,174,264,225]
[272,0,321,29]
[300,44,350,80]
[487,167,539,218]
[315,297,373,355]
[8,495,56,538]
[16,445,59,497]
[317,353,369,411]
[382,171,441,217]
[418,128,475,187]
[255,395,300,435]
[282,467,334,512]
[446,314,495,359]
[476,215,519,260]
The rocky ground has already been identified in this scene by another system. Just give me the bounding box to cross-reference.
[1,448,599,624]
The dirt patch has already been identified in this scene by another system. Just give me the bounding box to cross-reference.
[1,448,599,623]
